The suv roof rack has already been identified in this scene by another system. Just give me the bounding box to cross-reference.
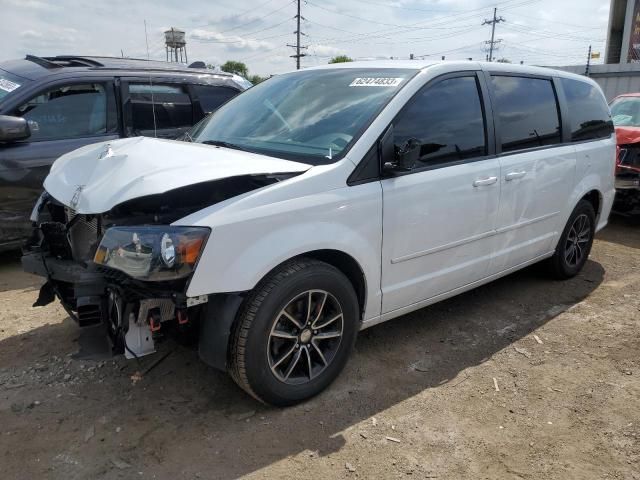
[24,54,236,77]
[42,56,105,67]
[24,55,63,69]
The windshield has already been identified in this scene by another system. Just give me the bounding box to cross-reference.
[193,68,416,164]
[0,70,29,102]
[610,96,640,127]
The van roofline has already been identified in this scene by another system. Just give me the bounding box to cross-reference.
[281,60,599,86]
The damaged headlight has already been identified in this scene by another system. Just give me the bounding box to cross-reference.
[93,226,210,281]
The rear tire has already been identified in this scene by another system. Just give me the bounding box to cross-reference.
[547,199,596,279]
[228,257,359,406]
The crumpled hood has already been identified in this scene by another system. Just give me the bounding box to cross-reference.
[615,126,640,146]
[44,137,311,214]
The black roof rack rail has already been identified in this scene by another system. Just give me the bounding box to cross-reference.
[25,55,63,69]
[43,56,105,67]
[74,55,150,62]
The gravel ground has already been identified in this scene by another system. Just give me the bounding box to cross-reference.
[0,215,638,480]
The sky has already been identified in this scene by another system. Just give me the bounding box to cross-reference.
[3,0,611,77]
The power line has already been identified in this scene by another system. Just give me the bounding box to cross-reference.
[306,0,525,33]
[192,0,295,34]
[298,0,538,47]
[190,18,293,43]
[502,23,604,42]
[506,12,603,30]
[414,42,487,59]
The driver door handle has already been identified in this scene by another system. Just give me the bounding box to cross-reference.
[505,170,527,181]
[473,176,498,187]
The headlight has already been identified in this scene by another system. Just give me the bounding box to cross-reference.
[160,233,176,268]
[93,226,210,281]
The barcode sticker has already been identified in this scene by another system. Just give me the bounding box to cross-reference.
[0,79,20,93]
[349,77,403,87]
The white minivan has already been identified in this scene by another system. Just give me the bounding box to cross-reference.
[23,61,615,405]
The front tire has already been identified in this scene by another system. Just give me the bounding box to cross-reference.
[228,258,359,406]
[547,200,596,279]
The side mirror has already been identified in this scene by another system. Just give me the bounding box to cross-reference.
[0,115,31,143]
[381,125,421,174]
[394,138,421,170]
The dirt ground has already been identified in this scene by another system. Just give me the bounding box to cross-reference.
[0,216,638,480]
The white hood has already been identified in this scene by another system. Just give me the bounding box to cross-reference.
[44,137,311,214]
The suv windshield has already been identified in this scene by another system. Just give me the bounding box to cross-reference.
[0,70,29,102]
[193,68,416,164]
[611,96,640,127]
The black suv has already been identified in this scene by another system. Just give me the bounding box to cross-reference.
[0,55,250,251]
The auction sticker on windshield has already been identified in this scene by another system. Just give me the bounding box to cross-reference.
[0,78,20,93]
[349,77,403,87]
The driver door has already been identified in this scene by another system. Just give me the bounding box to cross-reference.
[381,72,501,314]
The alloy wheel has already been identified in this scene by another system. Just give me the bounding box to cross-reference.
[267,290,344,385]
[564,213,591,267]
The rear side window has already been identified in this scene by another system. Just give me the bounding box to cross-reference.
[129,83,193,132]
[560,78,613,141]
[394,75,487,167]
[491,76,561,153]
[192,85,239,114]
[13,83,117,141]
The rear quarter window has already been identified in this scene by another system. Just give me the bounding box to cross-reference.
[560,78,613,142]
[491,75,561,153]
[129,83,193,132]
[192,85,239,114]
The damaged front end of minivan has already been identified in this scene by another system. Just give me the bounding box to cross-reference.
[22,137,309,363]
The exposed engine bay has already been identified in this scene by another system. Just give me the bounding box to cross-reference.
[22,173,297,360]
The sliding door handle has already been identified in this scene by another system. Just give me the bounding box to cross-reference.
[473,176,498,187]
[505,170,527,181]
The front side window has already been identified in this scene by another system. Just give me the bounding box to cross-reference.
[13,83,114,141]
[393,75,487,167]
[193,68,416,165]
[610,96,640,127]
[129,83,193,133]
[560,77,613,141]
[491,76,561,153]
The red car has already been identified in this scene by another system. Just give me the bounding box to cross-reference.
[610,93,640,213]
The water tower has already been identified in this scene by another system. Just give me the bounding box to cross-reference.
[165,28,187,63]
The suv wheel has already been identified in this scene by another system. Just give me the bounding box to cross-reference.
[547,199,596,279]
[228,258,359,406]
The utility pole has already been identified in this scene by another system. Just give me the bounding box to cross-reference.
[585,45,592,76]
[482,8,505,62]
[287,0,307,69]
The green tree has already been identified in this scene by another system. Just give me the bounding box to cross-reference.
[249,74,268,85]
[329,55,353,64]
[221,60,249,78]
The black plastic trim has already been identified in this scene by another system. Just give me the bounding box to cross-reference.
[347,143,381,186]
[198,293,245,371]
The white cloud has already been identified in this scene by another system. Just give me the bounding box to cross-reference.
[191,29,274,51]
[310,44,342,57]
[5,0,53,10]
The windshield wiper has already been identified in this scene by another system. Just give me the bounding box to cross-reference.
[201,140,247,151]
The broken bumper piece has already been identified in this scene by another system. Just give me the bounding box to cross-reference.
[22,249,208,359]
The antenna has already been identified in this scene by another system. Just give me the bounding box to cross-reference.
[144,20,158,138]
